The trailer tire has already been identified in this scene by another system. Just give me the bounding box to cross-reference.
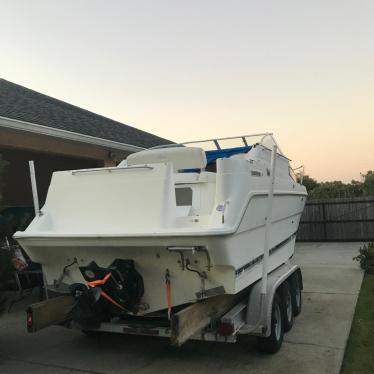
[257,293,284,354]
[280,281,294,332]
[291,272,302,317]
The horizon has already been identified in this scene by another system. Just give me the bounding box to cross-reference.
[1,0,373,182]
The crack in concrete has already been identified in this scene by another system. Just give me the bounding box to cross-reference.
[125,359,161,374]
[303,291,359,296]
[283,340,344,351]
[300,265,361,270]
[0,355,106,374]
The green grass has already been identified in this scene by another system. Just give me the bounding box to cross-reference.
[341,273,374,374]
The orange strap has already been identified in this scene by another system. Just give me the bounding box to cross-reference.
[86,272,126,311]
[87,272,112,287]
[100,290,126,311]
[165,269,172,320]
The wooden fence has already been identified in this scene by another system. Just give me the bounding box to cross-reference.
[297,196,374,242]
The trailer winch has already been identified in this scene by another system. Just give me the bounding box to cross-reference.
[69,259,144,327]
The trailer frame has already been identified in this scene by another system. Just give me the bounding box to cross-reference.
[28,261,301,350]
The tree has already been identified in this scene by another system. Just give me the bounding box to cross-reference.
[363,171,374,196]
[302,171,374,200]
[298,175,319,192]
[308,181,363,199]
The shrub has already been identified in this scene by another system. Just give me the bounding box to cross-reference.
[353,242,374,274]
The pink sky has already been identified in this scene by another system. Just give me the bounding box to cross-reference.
[1,0,373,182]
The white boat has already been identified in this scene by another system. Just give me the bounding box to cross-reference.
[14,133,306,324]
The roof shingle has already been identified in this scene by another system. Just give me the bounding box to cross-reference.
[0,79,171,148]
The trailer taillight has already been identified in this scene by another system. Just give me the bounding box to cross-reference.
[27,310,33,328]
[218,322,234,336]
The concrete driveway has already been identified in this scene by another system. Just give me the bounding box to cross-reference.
[0,243,363,374]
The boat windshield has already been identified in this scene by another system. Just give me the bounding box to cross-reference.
[150,133,284,155]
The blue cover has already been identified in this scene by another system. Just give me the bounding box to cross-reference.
[205,145,252,165]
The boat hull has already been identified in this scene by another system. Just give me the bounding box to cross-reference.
[16,192,304,314]
[15,148,307,314]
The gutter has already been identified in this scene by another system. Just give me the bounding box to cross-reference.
[0,115,146,152]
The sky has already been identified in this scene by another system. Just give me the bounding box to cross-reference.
[1,0,373,182]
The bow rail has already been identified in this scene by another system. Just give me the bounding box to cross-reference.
[150,133,284,155]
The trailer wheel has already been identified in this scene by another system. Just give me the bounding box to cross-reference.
[291,272,302,317]
[257,293,284,354]
[281,281,294,332]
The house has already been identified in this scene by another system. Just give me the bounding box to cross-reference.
[0,79,171,216]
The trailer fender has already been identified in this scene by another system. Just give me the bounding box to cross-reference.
[242,262,300,336]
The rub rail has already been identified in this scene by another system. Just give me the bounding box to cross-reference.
[71,165,153,175]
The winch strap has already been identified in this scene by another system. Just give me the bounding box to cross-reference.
[165,269,172,320]
[100,290,126,311]
[85,272,126,311]
[87,272,112,287]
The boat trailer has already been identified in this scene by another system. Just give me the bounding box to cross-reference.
[26,262,302,353]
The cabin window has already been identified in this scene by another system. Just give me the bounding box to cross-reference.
[175,187,193,206]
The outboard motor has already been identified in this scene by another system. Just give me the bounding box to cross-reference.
[70,259,144,327]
